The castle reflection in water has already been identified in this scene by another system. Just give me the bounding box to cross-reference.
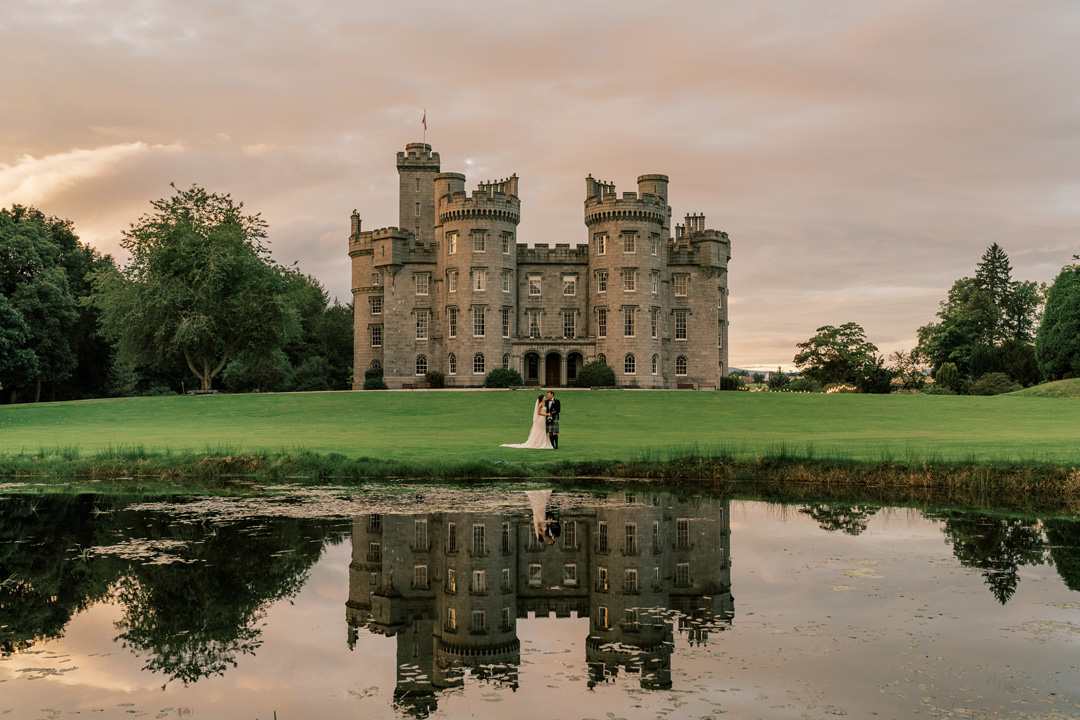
[346,494,733,714]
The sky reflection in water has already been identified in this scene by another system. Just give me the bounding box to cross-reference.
[0,489,1078,719]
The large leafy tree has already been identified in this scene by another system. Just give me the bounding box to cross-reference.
[0,205,109,402]
[91,185,296,391]
[1035,265,1080,380]
[793,322,880,386]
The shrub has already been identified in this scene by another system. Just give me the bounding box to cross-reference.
[751,373,765,384]
[571,361,616,388]
[289,356,336,392]
[719,375,743,391]
[922,384,957,395]
[767,369,790,390]
[934,362,959,392]
[786,377,818,392]
[425,371,445,389]
[484,368,523,388]
[968,372,1021,396]
[363,366,387,390]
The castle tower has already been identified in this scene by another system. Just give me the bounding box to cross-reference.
[436,175,521,383]
[397,143,441,246]
[670,213,732,384]
[584,175,671,388]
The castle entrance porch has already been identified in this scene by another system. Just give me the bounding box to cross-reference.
[545,352,562,387]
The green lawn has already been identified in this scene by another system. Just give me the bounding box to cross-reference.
[0,389,1076,466]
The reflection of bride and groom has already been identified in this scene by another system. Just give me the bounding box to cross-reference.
[500,390,561,450]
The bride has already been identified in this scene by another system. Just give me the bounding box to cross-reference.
[500,394,553,449]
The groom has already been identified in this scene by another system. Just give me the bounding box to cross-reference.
[545,390,561,449]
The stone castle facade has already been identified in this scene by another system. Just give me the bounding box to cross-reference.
[350,142,731,389]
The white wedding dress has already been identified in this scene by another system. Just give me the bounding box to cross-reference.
[501,401,553,449]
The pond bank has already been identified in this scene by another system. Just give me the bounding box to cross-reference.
[2,448,1078,513]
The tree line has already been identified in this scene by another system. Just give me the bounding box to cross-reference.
[1,185,352,403]
[781,242,1080,394]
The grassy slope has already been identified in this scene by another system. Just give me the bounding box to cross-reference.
[0,389,1076,466]
[1011,378,1080,398]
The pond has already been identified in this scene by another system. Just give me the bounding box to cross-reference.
[1,486,1078,719]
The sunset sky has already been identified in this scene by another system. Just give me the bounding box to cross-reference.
[2,0,1078,369]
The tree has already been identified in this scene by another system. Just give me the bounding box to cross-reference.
[1035,265,1080,380]
[90,185,297,391]
[888,350,926,391]
[934,362,959,392]
[766,367,789,390]
[793,322,880,387]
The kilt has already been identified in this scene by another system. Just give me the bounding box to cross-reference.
[546,413,559,434]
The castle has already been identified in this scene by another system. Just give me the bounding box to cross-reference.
[350,142,731,389]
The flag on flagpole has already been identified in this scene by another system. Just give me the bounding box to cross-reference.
[422,110,427,130]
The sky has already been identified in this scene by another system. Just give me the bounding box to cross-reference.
[2,0,1079,370]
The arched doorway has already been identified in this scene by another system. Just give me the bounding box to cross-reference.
[567,352,583,384]
[524,352,540,384]
[545,352,562,387]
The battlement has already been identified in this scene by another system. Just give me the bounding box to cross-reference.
[476,175,519,199]
[583,174,670,227]
[516,242,589,264]
[349,225,436,264]
[439,183,521,225]
[396,142,440,170]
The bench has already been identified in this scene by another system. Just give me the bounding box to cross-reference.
[677,383,696,390]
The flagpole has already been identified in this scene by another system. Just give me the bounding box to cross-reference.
[423,109,427,144]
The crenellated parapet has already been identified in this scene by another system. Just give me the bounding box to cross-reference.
[516,242,589,264]
[438,176,521,225]
[583,174,670,228]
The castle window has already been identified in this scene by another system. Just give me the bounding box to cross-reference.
[415,202,420,217]
[597,606,610,630]
[371,273,380,286]
[447,308,457,338]
[564,520,577,548]
[502,233,512,254]
[623,608,640,631]
[501,521,511,552]
[596,270,608,293]
[651,308,659,338]
[472,232,486,252]
[563,275,576,296]
[413,565,428,589]
[529,564,542,587]
[677,518,690,549]
[651,353,658,375]
[596,308,607,339]
[674,274,688,297]
[448,352,456,375]
[651,270,659,294]
[370,296,382,315]
[624,568,639,593]
[448,269,457,293]
[501,606,513,631]
[416,178,421,192]
[651,234,660,255]
[624,353,636,375]
[415,355,428,376]
[447,232,457,255]
[446,568,456,593]
[625,523,638,554]
[473,268,486,291]
[471,569,487,594]
[502,269,512,293]
[563,312,575,339]
[370,325,382,347]
[528,311,540,338]
[528,275,542,297]
[473,307,485,337]
[624,308,635,337]
[676,562,691,587]
[502,567,512,591]
[445,608,457,632]
[622,269,636,292]
[596,233,607,255]
[414,519,429,550]
[370,359,381,370]
[623,232,636,253]
[597,567,609,591]
[597,353,607,366]
[416,310,429,340]
[501,309,511,338]
[473,352,485,374]
[414,273,429,295]
[448,522,457,552]
[502,353,510,370]
[675,310,687,340]
[563,564,578,586]
[653,520,661,553]
[597,521,609,552]
[676,355,688,376]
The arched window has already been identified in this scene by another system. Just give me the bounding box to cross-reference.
[448,353,457,375]
[651,354,658,375]
[675,355,688,376]
[371,359,381,370]
[502,353,510,370]
[624,353,636,375]
[597,353,607,365]
[416,355,428,376]
[473,353,485,374]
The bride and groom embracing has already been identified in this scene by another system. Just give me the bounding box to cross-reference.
[501,390,561,450]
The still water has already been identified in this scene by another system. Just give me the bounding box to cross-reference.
[1,486,1078,719]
